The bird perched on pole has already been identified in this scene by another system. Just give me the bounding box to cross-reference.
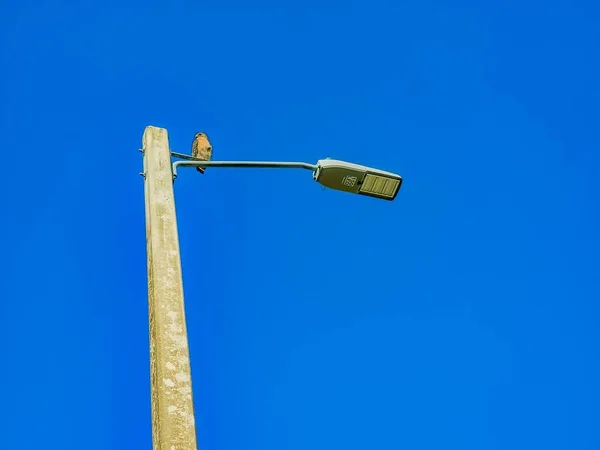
[191,132,213,174]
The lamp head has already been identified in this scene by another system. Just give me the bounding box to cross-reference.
[313,159,402,201]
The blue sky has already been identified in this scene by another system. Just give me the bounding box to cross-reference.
[1,1,599,449]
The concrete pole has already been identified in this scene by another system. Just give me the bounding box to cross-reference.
[142,126,197,450]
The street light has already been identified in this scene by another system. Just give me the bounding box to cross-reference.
[142,125,403,450]
[171,153,403,201]
[313,158,402,201]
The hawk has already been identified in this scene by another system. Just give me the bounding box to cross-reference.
[191,132,213,174]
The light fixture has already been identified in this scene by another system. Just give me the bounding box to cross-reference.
[171,153,403,201]
[313,159,402,201]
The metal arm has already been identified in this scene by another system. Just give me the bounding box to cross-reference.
[171,156,318,179]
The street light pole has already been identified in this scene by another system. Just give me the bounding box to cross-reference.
[140,124,402,449]
[142,126,197,450]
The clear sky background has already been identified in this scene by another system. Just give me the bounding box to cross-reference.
[1,1,599,449]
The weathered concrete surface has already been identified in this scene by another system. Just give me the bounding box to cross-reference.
[143,126,197,450]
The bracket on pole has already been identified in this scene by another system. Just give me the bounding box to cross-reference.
[170,153,318,181]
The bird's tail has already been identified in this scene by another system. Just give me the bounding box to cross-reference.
[196,167,205,174]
